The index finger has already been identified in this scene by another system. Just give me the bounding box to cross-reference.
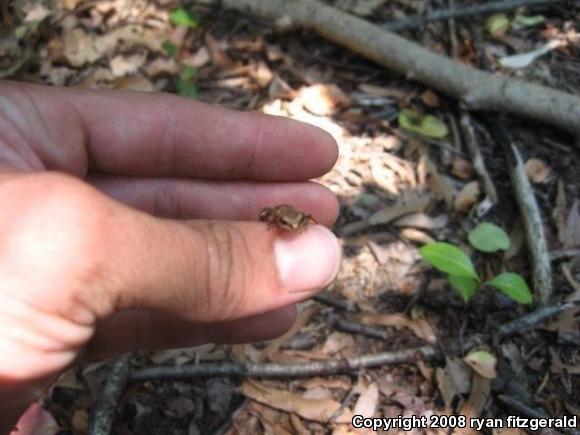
[7,82,338,180]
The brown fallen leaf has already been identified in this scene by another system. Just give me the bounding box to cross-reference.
[372,134,401,151]
[300,83,351,116]
[436,357,472,409]
[420,89,440,108]
[393,213,449,230]
[456,374,491,435]
[250,61,274,88]
[352,382,379,418]
[144,57,179,77]
[564,199,580,249]
[464,350,497,379]
[369,190,431,225]
[182,46,211,68]
[452,156,474,180]
[63,25,163,67]
[553,180,567,245]
[321,332,355,355]
[454,181,480,213]
[401,228,436,244]
[205,32,235,70]
[358,83,407,99]
[110,52,147,77]
[241,381,353,424]
[423,154,455,208]
[370,159,398,194]
[524,158,551,183]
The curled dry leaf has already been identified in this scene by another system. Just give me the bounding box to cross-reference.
[454,181,480,213]
[401,228,435,244]
[524,158,551,183]
[300,83,351,116]
[241,381,353,424]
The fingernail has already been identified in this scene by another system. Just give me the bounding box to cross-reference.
[274,225,342,293]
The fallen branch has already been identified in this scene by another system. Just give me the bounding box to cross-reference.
[88,354,134,435]
[384,0,564,32]
[129,346,438,382]
[129,300,580,382]
[221,0,580,141]
[492,120,553,305]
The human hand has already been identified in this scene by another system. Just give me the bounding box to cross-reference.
[0,81,340,432]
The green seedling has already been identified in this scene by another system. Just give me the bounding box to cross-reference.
[419,223,532,304]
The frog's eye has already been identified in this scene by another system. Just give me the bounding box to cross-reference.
[259,209,272,220]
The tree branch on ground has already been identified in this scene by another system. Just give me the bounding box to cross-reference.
[492,120,553,306]
[219,0,580,143]
[128,299,580,382]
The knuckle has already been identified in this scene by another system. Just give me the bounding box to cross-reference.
[198,223,251,321]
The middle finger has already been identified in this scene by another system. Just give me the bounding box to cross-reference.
[89,175,339,226]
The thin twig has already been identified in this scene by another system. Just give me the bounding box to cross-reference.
[332,316,393,341]
[496,300,580,338]
[129,300,580,382]
[88,353,134,435]
[313,292,357,312]
[492,120,553,305]
[459,112,498,205]
[129,346,438,382]
[384,0,565,32]
[498,395,580,435]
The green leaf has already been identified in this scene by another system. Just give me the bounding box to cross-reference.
[177,80,197,99]
[169,8,199,28]
[513,14,544,29]
[419,243,479,280]
[486,13,510,36]
[449,275,479,302]
[162,41,177,57]
[468,223,510,253]
[398,109,448,139]
[14,25,29,39]
[486,273,533,304]
[179,65,197,81]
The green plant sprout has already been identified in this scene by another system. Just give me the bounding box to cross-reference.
[419,222,533,304]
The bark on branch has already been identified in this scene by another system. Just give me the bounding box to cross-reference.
[221,0,580,142]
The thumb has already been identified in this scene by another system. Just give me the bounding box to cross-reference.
[107,215,342,321]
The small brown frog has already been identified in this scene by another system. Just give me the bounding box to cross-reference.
[259,204,316,232]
